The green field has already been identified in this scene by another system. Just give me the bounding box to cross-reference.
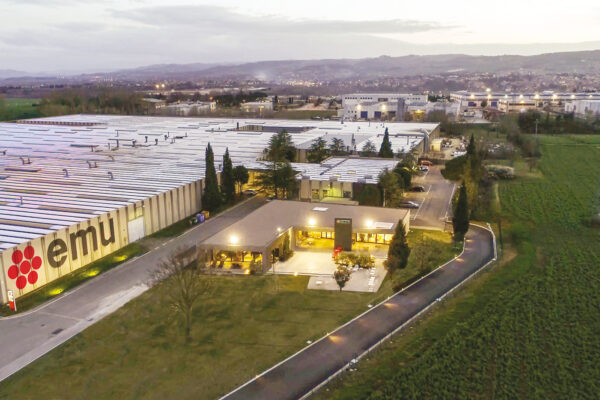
[0,98,42,121]
[0,230,454,399]
[317,135,600,399]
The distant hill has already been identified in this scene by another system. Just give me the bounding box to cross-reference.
[0,69,34,79]
[189,50,600,81]
[2,50,600,84]
[103,62,225,80]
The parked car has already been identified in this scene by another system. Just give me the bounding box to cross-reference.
[419,165,429,172]
[242,189,256,196]
[399,201,419,209]
[409,185,426,192]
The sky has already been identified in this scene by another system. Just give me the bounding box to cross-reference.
[1,0,600,73]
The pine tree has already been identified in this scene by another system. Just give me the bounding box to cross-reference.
[221,148,235,204]
[379,128,394,158]
[232,165,249,195]
[307,137,328,163]
[453,183,470,241]
[384,221,410,279]
[202,143,221,212]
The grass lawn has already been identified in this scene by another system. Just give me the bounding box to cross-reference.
[0,98,42,121]
[0,243,146,316]
[0,231,454,399]
[316,135,600,399]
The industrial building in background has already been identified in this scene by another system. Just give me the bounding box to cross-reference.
[341,93,428,120]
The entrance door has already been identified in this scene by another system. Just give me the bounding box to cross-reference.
[127,217,145,243]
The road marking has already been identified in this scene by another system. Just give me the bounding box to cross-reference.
[443,183,457,220]
[38,311,82,322]
[410,184,431,221]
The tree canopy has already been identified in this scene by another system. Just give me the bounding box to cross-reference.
[378,128,394,158]
[452,183,470,241]
[385,221,410,279]
[361,140,377,157]
[265,130,296,162]
[220,148,235,204]
[202,143,221,212]
[232,165,249,195]
[307,137,328,163]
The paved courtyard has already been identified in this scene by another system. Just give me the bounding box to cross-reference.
[269,250,387,293]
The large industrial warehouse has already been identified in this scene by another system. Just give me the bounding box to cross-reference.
[0,115,438,302]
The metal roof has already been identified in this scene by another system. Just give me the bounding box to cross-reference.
[0,115,436,249]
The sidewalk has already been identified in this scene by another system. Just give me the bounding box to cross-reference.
[0,196,266,383]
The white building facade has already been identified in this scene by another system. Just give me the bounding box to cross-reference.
[342,93,427,120]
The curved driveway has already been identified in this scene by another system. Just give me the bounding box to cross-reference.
[222,224,495,400]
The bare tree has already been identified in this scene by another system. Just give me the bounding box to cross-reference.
[152,247,212,343]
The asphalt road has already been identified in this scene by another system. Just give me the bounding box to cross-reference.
[0,196,266,383]
[407,165,456,230]
[221,224,495,400]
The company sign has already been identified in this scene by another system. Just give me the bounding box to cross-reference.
[47,218,115,269]
[334,218,352,251]
[4,217,120,296]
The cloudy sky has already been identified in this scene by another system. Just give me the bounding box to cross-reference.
[1,0,600,73]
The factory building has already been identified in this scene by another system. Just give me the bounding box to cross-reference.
[341,93,428,120]
[451,91,600,111]
[0,115,437,302]
[564,99,600,117]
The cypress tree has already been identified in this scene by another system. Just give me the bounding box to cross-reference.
[384,221,410,279]
[221,148,235,204]
[453,183,470,241]
[202,143,221,212]
[378,127,394,158]
[466,134,476,157]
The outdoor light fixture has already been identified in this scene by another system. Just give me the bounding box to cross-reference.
[308,218,316,227]
[230,235,239,245]
[365,219,374,228]
[277,227,282,232]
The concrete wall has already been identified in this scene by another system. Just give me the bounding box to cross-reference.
[0,179,203,302]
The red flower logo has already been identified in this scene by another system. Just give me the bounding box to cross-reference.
[7,246,42,290]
